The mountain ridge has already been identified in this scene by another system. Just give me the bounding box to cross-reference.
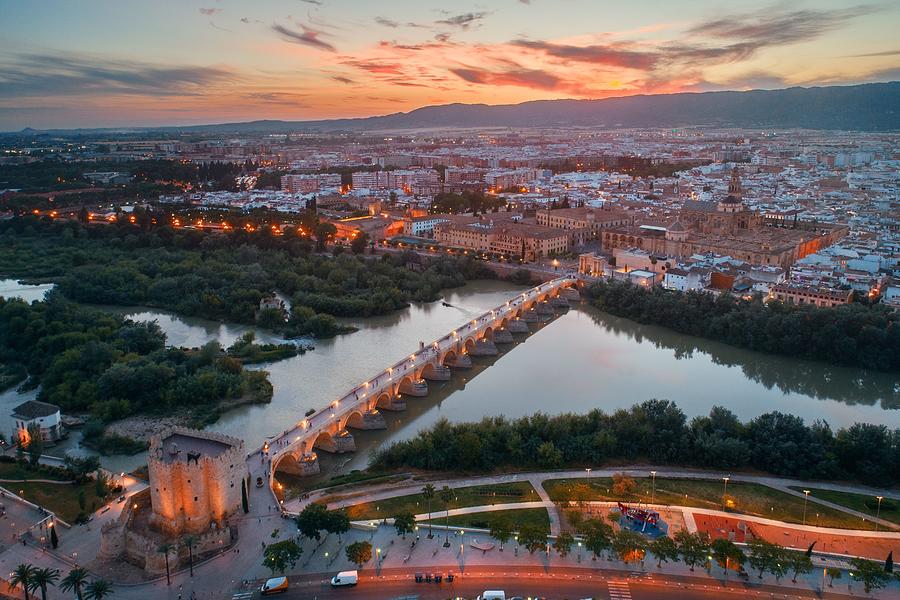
[7,82,899,135]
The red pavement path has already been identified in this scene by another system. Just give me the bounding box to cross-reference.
[695,514,898,560]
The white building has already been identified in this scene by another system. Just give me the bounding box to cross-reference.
[12,400,63,444]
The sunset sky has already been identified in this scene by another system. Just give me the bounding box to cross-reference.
[1,0,898,129]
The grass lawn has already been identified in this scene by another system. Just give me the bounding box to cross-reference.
[341,481,539,520]
[0,461,71,482]
[544,477,876,530]
[790,487,900,526]
[423,508,551,535]
[10,480,106,523]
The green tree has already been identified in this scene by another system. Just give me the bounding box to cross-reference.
[350,232,369,255]
[156,542,175,586]
[826,566,842,587]
[490,520,512,550]
[553,532,574,558]
[325,509,350,542]
[612,529,648,564]
[582,518,613,559]
[263,540,303,575]
[182,534,197,578]
[296,502,329,541]
[60,567,90,600]
[25,423,43,465]
[850,557,890,594]
[675,530,710,572]
[30,567,59,600]
[518,524,547,554]
[393,512,416,539]
[345,541,372,568]
[421,484,436,539]
[536,441,563,468]
[747,538,782,580]
[649,536,679,568]
[11,564,36,600]
[314,222,337,250]
[711,538,745,580]
[83,579,114,600]
[786,550,813,582]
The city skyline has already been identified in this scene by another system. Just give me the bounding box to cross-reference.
[1,0,899,129]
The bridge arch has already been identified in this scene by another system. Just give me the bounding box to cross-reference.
[343,410,365,430]
[499,317,509,330]
[482,326,494,341]
[419,362,438,380]
[312,430,333,450]
[375,392,393,410]
[463,337,476,354]
[442,349,457,366]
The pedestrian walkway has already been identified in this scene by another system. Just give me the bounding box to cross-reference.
[607,580,632,600]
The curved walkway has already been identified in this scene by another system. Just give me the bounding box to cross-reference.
[304,466,900,536]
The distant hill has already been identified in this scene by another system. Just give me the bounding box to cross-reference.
[9,82,900,135]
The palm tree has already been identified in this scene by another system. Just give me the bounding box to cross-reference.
[10,564,36,600]
[182,535,197,577]
[157,542,175,586]
[60,567,90,600]
[421,484,436,539]
[83,579,114,600]
[30,568,60,600]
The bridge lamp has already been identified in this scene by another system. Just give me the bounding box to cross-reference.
[333,400,339,408]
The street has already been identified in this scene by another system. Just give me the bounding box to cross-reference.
[240,571,870,600]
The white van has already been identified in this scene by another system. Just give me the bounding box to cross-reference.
[260,576,289,595]
[330,570,358,587]
[477,592,506,600]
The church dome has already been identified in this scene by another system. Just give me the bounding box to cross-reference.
[720,195,742,205]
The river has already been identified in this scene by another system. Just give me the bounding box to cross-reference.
[0,278,898,475]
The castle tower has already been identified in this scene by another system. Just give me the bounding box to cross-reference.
[148,427,249,535]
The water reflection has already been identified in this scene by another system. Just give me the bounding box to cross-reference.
[587,309,900,408]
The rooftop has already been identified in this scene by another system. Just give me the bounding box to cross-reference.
[12,400,60,419]
[158,432,232,464]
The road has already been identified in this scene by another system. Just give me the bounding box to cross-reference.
[236,570,875,600]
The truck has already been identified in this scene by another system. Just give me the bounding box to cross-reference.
[330,570,358,587]
[477,592,506,600]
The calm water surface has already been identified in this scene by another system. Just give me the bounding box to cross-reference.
[0,279,897,474]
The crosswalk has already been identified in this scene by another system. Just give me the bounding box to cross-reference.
[608,581,632,600]
[232,592,254,600]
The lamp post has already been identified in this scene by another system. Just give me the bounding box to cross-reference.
[802,490,810,526]
[650,471,657,505]
[875,496,884,532]
[721,476,730,511]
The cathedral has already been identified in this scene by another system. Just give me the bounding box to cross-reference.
[602,168,848,268]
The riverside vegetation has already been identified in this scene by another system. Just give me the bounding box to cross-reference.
[586,279,900,372]
[371,400,900,487]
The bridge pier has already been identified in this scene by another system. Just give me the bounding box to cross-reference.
[422,364,451,381]
[562,288,581,301]
[278,452,320,476]
[507,319,530,333]
[447,354,472,368]
[381,397,407,411]
[522,309,540,323]
[399,378,428,397]
[493,329,514,344]
[551,296,570,310]
[348,409,387,430]
[315,429,356,453]
[469,338,498,356]
[537,301,554,315]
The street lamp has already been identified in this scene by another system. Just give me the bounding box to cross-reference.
[721,476,730,511]
[875,496,884,532]
[802,490,810,526]
[650,471,657,505]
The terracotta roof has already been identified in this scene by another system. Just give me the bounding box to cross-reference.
[13,400,60,419]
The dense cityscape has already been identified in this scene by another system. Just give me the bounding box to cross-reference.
[1,2,899,600]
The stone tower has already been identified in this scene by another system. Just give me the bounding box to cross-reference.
[148,427,248,535]
[727,167,742,200]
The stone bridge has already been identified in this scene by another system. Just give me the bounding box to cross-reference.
[264,276,580,482]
